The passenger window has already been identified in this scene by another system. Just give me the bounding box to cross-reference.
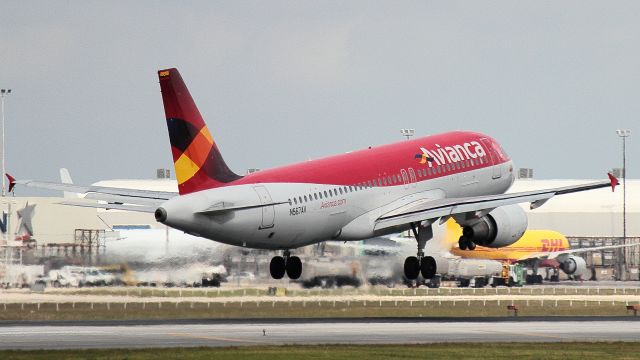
[314,193,318,200]
[382,177,387,185]
[294,198,298,205]
[367,181,372,188]
[338,188,342,195]
[319,192,323,199]
[304,195,308,202]
[299,196,302,203]
[324,191,328,198]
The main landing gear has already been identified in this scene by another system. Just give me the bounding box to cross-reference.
[404,223,437,280]
[458,237,476,250]
[270,250,302,280]
[458,226,477,250]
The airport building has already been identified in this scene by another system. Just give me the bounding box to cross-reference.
[0,178,638,280]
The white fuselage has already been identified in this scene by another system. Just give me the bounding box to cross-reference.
[159,160,515,250]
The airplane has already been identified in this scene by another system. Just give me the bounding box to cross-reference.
[443,219,636,282]
[10,67,620,281]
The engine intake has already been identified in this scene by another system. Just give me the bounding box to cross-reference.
[560,255,588,278]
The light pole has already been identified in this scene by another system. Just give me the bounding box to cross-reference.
[616,129,631,280]
[400,128,415,140]
[0,89,11,197]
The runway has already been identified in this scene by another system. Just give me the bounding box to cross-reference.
[0,318,638,349]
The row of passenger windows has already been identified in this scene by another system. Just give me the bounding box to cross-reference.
[289,184,360,205]
[286,156,485,206]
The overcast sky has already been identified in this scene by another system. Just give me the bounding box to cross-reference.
[1,1,638,192]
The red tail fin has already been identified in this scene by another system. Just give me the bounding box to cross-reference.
[158,68,241,195]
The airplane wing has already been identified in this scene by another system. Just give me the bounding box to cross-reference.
[9,177,176,210]
[515,242,640,262]
[374,174,618,231]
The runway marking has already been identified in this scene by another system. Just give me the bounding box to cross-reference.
[168,332,267,344]
[476,328,567,341]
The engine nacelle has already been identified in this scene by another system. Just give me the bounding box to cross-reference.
[560,255,589,278]
[461,204,528,248]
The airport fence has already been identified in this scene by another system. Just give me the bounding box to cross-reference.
[42,286,640,298]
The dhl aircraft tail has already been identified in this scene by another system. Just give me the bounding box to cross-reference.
[158,68,242,195]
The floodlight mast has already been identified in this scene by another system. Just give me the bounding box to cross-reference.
[400,128,415,140]
[616,129,631,279]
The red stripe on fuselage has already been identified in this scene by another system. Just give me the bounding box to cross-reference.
[233,131,509,186]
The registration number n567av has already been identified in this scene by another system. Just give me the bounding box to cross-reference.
[289,206,306,216]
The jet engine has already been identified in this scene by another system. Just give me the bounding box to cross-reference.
[559,255,589,278]
[458,204,528,248]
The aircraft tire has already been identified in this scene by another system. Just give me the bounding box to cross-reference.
[420,256,437,279]
[286,256,303,280]
[404,256,420,280]
[467,241,476,250]
[458,237,467,250]
[270,256,286,279]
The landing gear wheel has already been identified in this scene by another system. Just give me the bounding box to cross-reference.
[286,256,302,280]
[458,237,468,250]
[404,256,420,280]
[467,241,476,250]
[420,256,437,279]
[270,256,286,279]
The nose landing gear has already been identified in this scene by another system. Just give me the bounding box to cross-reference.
[403,223,437,280]
[270,250,302,280]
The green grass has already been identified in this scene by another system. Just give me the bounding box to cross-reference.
[2,343,640,360]
[0,299,636,321]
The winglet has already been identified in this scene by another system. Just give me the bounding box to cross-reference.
[6,173,16,193]
[607,172,619,192]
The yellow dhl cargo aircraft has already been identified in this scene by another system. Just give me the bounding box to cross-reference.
[442,219,634,280]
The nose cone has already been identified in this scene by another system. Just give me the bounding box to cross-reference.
[155,207,167,223]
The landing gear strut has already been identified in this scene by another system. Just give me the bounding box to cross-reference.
[270,250,302,280]
[404,223,437,280]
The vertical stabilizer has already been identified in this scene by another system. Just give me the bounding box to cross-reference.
[158,68,241,195]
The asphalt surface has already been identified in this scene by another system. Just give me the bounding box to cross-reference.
[0,317,638,349]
